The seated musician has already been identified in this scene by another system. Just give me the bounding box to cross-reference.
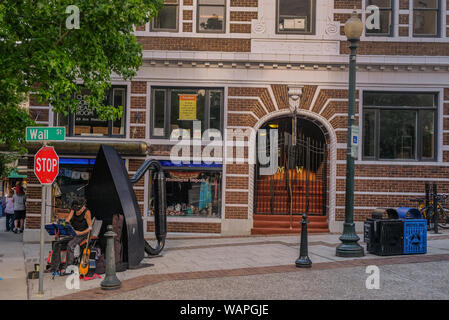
[65,199,92,269]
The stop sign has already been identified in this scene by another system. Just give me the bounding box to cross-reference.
[34,146,59,185]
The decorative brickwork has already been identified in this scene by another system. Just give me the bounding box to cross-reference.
[147,221,221,233]
[299,85,318,110]
[230,11,257,22]
[270,85,289,110]
[130,111,146,124]
[334,0,362,9]
[130,96,146,109]
[340,41,449,56]
[399,0,409,10]
[131,81,147,94]
[129,126,146,139]
[183,10,193,21]
[230,0,257,7]
[228,87,276,113]
[226,176,249,189]
[399,27,409,37]
[399,14,409,24]
[128,159,146,172]
[225,206,248,219]
[227,98,267,119]
[137,37,251,52]
[230,24,251,33]
[183,22,193,32]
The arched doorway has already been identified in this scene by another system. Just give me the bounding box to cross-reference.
[252,115,329,233]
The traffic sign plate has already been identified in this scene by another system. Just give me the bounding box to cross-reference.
[34,146,59,185]
[26,127,65,142]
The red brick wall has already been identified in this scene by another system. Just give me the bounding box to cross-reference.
[137,37,251,52]
[334,0,362,9]
[147,221,221,233]
[230,0,257,7]
[341,41,449,56]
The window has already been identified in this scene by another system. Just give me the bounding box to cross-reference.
[56,86,127,137]
[413,0,440,36]
[151,0,179,32]
[365,0,393,36]
[197,0,226,33]
[276,0,315,34]
[151,87,223,139]
[163,170,222,218]
[362,92,438,161]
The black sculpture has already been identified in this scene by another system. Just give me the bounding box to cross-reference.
[85,145,167,269]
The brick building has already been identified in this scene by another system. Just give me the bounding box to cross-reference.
[24,0,449,239]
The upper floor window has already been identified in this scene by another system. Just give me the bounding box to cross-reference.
[56,86,127,137]
[276,0,315,34]
[197,0,226,33]
[413,0,440,37]
[362,92,438,161]
[151,87,223,139]
[151,0,179,32]
[365,0,393,36]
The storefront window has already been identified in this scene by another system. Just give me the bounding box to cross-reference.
[161,171,222,218]
[151,87,223,139]
[362,92,438,161]
[52,159,95,221]
[55,86,127,137]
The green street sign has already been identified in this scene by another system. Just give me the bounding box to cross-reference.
[26,127,66,142]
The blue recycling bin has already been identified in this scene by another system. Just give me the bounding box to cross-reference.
[403,219,427,254]
[397,207,422,219]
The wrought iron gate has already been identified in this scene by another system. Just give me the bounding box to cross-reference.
[254,133,327,216]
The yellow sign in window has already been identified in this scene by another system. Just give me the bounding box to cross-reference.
[179,94,197,120]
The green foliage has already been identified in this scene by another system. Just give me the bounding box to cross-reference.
[0,0,163,119]
[0,0,163,177]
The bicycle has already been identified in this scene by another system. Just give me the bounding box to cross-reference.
[408,195,449,230]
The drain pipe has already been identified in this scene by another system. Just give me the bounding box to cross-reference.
[131,160,167,256]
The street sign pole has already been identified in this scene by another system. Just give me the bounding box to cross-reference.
[38,184,47,295]
[27,127,63,296]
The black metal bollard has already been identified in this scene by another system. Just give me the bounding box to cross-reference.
[101,225,121,290]
[425,182,430,208]
[433,184,439,234]
[295,213,312,268]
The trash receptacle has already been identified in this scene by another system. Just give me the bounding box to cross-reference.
[365,219,404,256]
[403,219,427,254]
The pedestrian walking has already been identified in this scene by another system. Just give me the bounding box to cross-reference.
[13,186,26,233]
[1,193,5,217]
[5,190,15,232]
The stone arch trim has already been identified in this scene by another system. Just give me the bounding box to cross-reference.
[247,109,338,225]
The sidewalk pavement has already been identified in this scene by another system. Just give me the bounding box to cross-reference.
[20,227,449,300]
[0,217,28,300]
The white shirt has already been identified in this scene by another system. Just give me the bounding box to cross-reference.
[13,194,26,211]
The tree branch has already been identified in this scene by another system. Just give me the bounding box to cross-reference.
[56,29,72,46]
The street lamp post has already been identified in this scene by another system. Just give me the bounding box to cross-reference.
[336,10,365,258]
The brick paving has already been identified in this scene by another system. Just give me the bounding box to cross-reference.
[20,230,449,300]
[53,253,449,300]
